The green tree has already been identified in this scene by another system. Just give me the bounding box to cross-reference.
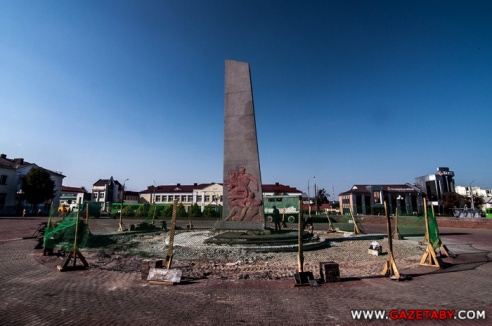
[154,205,166,218]
[443,192,465,215]
[316,188,329,205]
[203,204,218,217]
[21,167,55,210]
[176,203,187,217]
[188,203,202,217]
[147,203,160,219]
[162,205,173,218]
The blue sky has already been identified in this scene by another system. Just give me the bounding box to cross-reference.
[1,1,491,196]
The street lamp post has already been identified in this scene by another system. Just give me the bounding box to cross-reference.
[470,180,475,210]
[314,176,318,215]
[118,178,129,232]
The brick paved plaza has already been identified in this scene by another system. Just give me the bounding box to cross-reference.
[1,216,491,325]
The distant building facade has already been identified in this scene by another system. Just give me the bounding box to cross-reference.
[339,184,423,215]
[455,185,492,198]
[123,191,139,204]
[59,186,88,211]
[338,167,458,216]
[138,182,302,212]
[91,177,123,211]
[415,167,456,214]
[139,183,223,212]
[0,154,64,215]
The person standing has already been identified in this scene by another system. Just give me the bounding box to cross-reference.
[272,205,281,232]
[22,208,26,218]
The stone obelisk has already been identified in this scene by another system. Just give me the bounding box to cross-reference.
[215,60,264,230]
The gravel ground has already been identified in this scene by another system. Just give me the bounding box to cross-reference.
[69,230,426,281]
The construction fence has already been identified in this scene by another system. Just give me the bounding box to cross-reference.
[39,205,427,257]
[33,198,451,283]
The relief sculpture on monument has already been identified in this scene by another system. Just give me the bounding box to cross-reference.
[224,167,263,222]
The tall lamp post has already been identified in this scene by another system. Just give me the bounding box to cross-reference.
[118,178,129,232]
[469,180,475,210]
[314,176,318,215]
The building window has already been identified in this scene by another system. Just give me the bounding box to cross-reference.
[0,175,7,185]
[204,195,210,202]
[100,193,105,199]
[94,193,98,199]
[196,195,202,202]
[155,195,161,202]
[181,195,186,202]
[187,195,193,202]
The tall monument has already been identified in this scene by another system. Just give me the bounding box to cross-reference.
[216,60,264,230]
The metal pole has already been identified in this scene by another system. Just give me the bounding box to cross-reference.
[470,180,475,210]
[314,176,317,215]
[307,180,311,218]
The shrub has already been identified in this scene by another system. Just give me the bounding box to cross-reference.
[188,203,202,217]
[136,204,151,217]
[122,205,135,217]
[176,203,187,217]
[203,204,219,217]
[162,205,173,218]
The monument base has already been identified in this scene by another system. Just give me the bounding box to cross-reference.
[204,230,323,248]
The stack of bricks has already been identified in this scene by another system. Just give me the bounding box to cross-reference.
[319,262,341,283]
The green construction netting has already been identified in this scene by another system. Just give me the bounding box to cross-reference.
[414,208,442,249]
[427,209,442,249]
[327,215,366,233]
[43,211,91,251]
[395,216,425,236]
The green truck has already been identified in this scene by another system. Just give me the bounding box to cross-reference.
[263,195,302,223]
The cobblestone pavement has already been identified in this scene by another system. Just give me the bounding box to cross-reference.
[1,216,491,325]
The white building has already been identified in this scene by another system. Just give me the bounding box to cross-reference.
[455,185,492,198]
[0,154,65,215]
[139,182,302,212]
[91,177,123,211]
[140,183,223,212]
[59,186,88,211]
